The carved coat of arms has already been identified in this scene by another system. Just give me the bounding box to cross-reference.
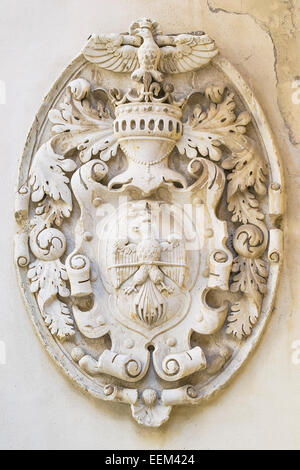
[15,19,284,426]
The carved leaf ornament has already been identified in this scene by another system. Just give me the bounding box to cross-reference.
[15,18,283,426]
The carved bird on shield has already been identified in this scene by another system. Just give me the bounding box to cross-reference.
[83,18,218,83]
[108,233,187,326]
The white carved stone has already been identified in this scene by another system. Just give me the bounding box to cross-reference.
[15,18,284,427]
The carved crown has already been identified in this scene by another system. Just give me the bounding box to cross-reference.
[114,102,183,142]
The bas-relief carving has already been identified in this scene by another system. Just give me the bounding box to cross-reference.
[15,18,284,427]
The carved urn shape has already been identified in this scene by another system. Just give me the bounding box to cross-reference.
[111,101,184,194]
[15,18,284,427]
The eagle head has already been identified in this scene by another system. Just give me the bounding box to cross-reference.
[130,18,162,37]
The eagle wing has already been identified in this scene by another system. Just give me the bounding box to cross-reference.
[158,34,218,74]
[83,33,140,73]
[160,234,186,287]
[108,239,139,289]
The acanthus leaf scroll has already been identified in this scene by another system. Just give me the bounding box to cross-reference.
[15,18,283,427]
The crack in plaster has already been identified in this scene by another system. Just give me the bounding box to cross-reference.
[207,0,299,146]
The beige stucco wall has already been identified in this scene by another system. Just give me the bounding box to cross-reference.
[1,0,300,450]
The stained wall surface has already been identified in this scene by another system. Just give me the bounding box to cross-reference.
[0,0,300,450]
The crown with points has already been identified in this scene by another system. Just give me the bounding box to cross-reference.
[111,76,185,142]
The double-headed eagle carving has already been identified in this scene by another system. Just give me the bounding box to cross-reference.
[83,18,218,83]
[108,231,186,326]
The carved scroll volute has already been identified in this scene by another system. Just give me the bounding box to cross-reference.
[15,185,31,268]
[27,225,75,340]
[226,223,268,339]
[15,18,283,427]
[66,253,92,297]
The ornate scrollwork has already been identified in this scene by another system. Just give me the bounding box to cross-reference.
[225,222,268,339]
[27,257,74,340]
[15,18,283,427]
[48,80,118,164]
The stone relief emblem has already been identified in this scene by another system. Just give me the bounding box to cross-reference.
[15,18,284,427]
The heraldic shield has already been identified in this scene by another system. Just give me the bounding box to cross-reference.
[15,18,283,427]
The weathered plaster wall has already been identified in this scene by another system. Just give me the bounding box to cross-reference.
[0,0,299,449]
